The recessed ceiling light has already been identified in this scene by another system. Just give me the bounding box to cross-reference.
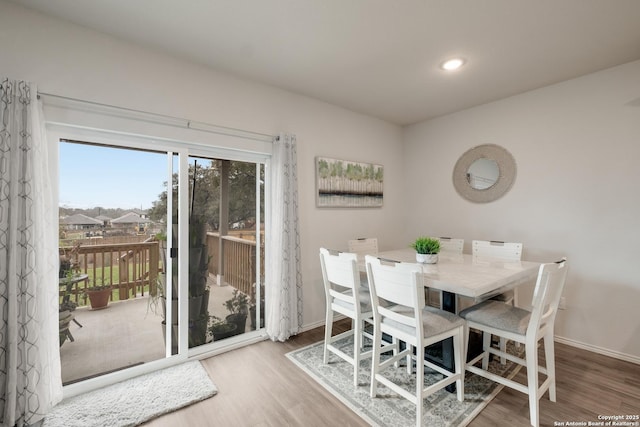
[440,58,466,71]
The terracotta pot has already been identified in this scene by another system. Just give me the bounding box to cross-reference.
[87,288,111,310]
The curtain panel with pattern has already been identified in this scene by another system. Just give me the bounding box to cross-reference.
[265,133,303,342]
[0,77,61,427]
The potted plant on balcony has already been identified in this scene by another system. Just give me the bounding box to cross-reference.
[209,316,238,341]
[59,242,81,278]
[411,237,440,264]
[85,278,112,310]
[224,289,249,336]
[151,273,179,355]
[249,281,265,330]
[186,218,212,347]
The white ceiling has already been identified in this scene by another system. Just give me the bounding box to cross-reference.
[11,0,640,125]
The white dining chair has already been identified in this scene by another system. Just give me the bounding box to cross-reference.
[319,248,376,387]
[365,255,465,427]
[472,239,523,362]
[472,239,522,260]
[437,236,464,254]
[347,237,378,255]
[426,237,464,308]
[459,258,568,427]
[348,237,379,287]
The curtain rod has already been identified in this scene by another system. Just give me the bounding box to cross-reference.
[37,91,275,142]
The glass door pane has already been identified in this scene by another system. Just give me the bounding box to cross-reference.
[186,156,264,350]
[58,140,174,384]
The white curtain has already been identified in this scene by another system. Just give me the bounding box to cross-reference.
[265,133,303,342]
[0,78,62,427]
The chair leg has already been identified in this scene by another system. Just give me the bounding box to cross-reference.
[323,310,333,364]
[415,343,424,427]
[482,332,491,370]
[392,336,401,368]
[512,294,521,350]
[454,327,464,402]
[543,332,557,402]
[370,328,381,398]
[500,298,513,364]
[499,337,507,365]
[353,317,362,387]
[526,341,540,427]
[463,325,470,365]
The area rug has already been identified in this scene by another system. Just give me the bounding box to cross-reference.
[286,337,522,427]
[44,361,217,427]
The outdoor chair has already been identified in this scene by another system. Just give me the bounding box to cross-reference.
[59,310,75,346]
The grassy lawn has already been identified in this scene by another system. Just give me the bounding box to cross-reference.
[61,263,155,307]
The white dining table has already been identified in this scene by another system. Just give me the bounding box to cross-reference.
[359,248,541,302]
[359,247,541,391]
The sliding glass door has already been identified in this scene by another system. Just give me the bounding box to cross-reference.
[58,139,265,385]
[183,155,264,351]
[58,140,171,384]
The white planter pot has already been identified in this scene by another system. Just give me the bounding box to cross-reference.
[416,253,438,264]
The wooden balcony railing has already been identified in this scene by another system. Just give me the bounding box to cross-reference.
[206,232,264,299]
[60,232,262,306]
[60,241,159,305]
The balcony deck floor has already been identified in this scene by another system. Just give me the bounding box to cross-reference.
[60,279,238,384]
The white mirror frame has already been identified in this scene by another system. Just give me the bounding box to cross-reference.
[452,144,516,203]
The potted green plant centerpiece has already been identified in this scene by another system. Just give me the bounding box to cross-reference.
[85,278,112,310]
[411,237,440,264]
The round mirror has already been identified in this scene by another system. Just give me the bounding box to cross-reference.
[453,144,516,203]
[466,158,499,190]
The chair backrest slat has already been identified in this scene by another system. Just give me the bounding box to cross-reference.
[320,248,363,319]
[365,255,424,330]
[320,248,359,291]
[472,240,522,261]
[435,237,464,254]
[529,258,568,332]
[348,237,378,256]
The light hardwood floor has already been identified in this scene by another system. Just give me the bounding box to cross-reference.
[144,319,640,427]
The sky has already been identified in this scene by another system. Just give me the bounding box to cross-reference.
[59,141,169,210]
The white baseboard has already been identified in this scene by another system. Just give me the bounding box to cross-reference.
[299,314,347,334]
[555,335,640,365]
[299,319,327,333]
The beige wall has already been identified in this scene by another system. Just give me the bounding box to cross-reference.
[403,60,640,361]
[0,1,406,328]
[2,0,638,361]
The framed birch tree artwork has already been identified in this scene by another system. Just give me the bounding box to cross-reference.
[315,157,384,208]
